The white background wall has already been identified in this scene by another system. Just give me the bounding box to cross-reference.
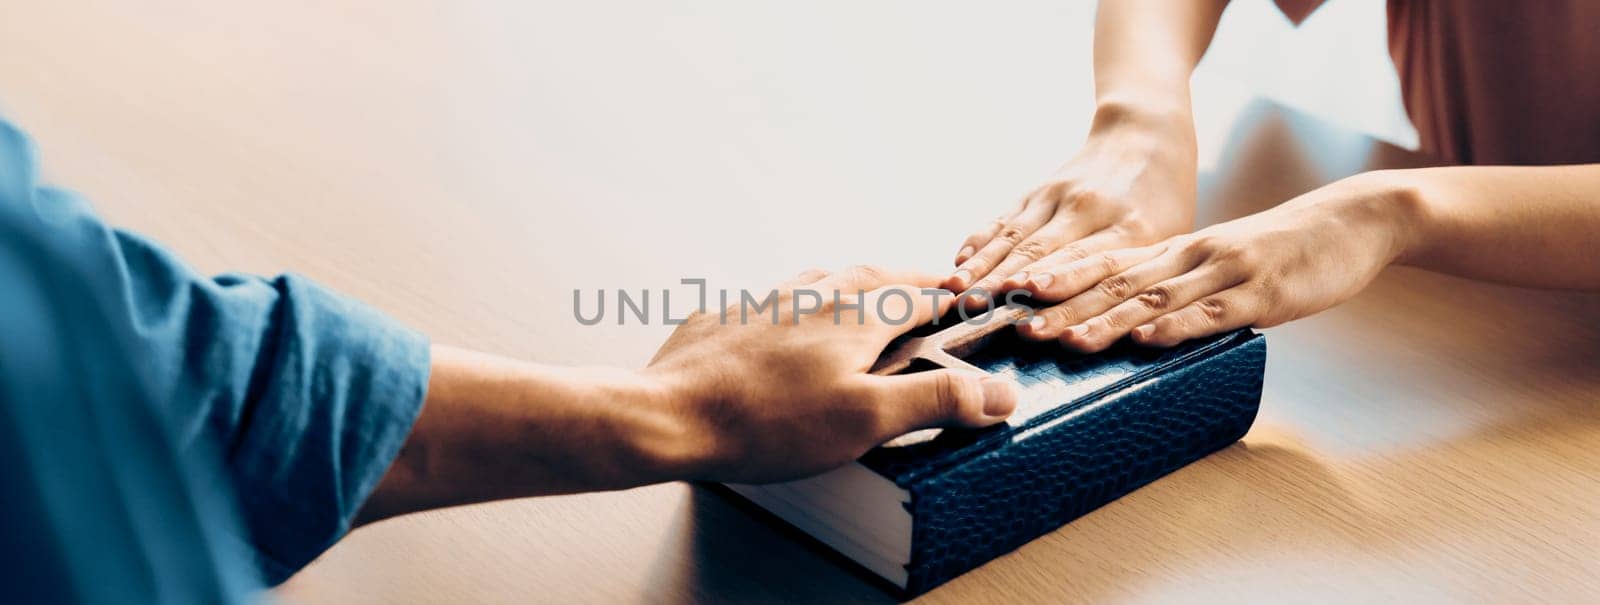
[0,0,1420,364]
[1202,0,1417,148]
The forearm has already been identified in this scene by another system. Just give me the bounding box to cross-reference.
[355,270,1022,524]
[355,346,698,524]
[1091,0,1228,126]
[1385,165,1600,289]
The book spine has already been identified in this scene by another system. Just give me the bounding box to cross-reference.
[902,333,1267,596]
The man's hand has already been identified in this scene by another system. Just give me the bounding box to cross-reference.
[1001,172,1417,351]
[945,105,1198,305]
[645,266,1019,484]
[360,267,1018,524]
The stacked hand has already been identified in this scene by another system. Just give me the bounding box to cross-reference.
[994,171,1415,352]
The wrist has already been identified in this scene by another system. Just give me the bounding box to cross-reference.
[590,367,709,486]
[1351,169,1432,266]
[1090,93,1196,141]
[1086,97,1199,172]
[1317,170,1430,266]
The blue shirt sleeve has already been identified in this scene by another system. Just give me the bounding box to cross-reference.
[0,115,430,596]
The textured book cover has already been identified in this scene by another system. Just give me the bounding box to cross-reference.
[722,312,1267,598]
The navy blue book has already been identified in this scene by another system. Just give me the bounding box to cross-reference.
[723,306,1266,598]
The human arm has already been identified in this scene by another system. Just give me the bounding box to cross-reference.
[0,115,430,594]
[0,114,1018,590]
[1002,164,1600,351]
[946,0,1230,299]
[356,267,1020,523]
[1393,165,1600,288]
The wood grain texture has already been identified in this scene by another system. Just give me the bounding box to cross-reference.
[1,2,1595,603]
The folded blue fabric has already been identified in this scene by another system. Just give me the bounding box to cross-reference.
[0,116,430,602]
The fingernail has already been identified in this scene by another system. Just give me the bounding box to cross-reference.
[1027,316,1047,332]
[1029,272,1054,290]
[951,269,972,288]
[1133,324,1154,340]
[1066,324,1088,339]
[956,246,975,264]
[980,376,1018,416]
[1008,271,1028,287]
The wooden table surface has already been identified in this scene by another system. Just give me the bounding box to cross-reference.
[3,2,1597,603]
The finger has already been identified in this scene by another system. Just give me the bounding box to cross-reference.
[1008,244,1167,314]
[955,217,1006,267]
[859,370,1018,441]
[1130,287,1261,348]
[1019,248,1190,342]
[777,268,830,289]
[954,198,1029,266]
[945,200,1055,292]
[814,265,943,293]
[966,216,1099,301]
[1053,264,1244,351]
[999,229,1160,298]
[861,284,957,337]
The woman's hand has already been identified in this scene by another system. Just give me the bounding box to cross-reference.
[1001,171,1422,352]
[945,104,1199,301]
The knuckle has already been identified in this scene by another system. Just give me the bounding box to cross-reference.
[1096,274,1134,299]
[995,225,1028,245]
[1066,186,1105,209]
[1042,304,1077,326]
[1032,179,1069,201]
[1123,215,1155,239]
[1032,189,1065,210]
[1182,235,1221,258]
[1135,286,1172,311]
[1010,239,1053,262]
[1196,297,1229,322]
[1095,252,1121,275]
[1056,245,1091,264]
[1214,245,1259,270]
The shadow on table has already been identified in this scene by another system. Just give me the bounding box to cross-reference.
[660,443,1348,603]
[649,486,893,604]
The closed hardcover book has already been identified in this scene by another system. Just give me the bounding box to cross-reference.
[722,308,1266,598]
